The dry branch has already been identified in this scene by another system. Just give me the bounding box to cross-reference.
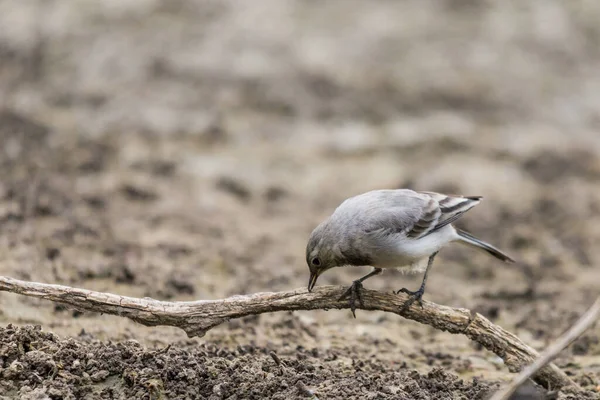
[490,297,600,400]
[0,276,577,391]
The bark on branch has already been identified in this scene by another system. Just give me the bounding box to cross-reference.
[0,276,577,391]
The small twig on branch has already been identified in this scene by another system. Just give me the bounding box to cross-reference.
[490,297,600,400]
[0,276,578,391]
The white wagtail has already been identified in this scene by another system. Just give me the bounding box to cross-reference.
[306,189,515,316]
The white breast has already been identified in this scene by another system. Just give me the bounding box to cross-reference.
[373,225,458,269]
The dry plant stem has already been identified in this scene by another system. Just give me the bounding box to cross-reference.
[490,297,600,400]
[0,276,577,391]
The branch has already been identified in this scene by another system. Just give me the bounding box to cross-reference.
[0,276,577,391]
[490,297,600,400]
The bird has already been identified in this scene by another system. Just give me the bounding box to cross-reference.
[305,189,515,316]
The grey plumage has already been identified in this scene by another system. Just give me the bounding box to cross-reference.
[306,189,515,300]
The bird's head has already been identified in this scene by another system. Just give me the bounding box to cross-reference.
[306,222,338,292]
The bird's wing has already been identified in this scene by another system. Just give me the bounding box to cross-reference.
[409,191,481,238]
[357,190,481,239]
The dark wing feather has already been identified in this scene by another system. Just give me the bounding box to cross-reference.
[406,197,441,238]
[407,192,481,239]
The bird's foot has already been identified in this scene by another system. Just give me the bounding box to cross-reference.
[339,280,365,318]
[396,287,425,311]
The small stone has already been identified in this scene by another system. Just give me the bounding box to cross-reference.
[90,370,109,382]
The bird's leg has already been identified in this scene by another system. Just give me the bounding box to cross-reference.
[339,268,383,318]
[396,251,438,310]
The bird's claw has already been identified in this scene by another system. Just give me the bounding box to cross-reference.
[396,287,425,311]
[339,280,365,318]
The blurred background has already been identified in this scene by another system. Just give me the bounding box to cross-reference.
[0,0,599,398]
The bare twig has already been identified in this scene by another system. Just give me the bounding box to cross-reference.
[490,297,600,400]
[0,275,579,391]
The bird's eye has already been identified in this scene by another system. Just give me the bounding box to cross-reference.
[311,257,321,267]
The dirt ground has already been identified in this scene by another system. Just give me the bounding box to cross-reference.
[1,1,600,399]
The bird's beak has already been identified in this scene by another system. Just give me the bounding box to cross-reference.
[308,271,319,292]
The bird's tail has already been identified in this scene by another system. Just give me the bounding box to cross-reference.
[456,228,515,263]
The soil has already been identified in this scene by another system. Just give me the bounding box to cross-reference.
[1,1,600,399]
